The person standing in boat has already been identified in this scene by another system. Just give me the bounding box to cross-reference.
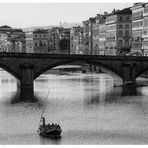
[41,117,45,126]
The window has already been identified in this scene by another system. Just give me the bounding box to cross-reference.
[107,24,116,31]
[35,42,37,47]
[119,16,123,22]
[125,30,130,36]
[106,15,116,23]
[144,7,148,13]
[132,20,143,28]
[125,24,130,29]
[144,18,148,27]
[118,30,123,37]
[125,40,129,46]
[126,16,129,21]
[39,40,42,46]
[132,11,143,20]
[118,40,123,47]
[143,41,148,48]
[118,24,123,29]
[44,42,46,46]
[132,30,142,37]
[143,30,148,36]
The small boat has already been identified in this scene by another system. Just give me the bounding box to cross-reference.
[38,116,62,138]
[37,89,62,138]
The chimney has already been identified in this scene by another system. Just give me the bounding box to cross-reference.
[97,14,101,18]
[112,9,116,13]
[104,11,108,16]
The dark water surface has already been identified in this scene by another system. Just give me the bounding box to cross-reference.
[0,71,148,144]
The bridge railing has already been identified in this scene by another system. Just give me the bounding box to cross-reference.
[0,51,147,57]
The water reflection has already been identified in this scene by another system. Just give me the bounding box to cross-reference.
[39,136,62,145]
[84,85,143,107]
[1,71,148,144]
[122,86,139,96]
[0,71,145,106]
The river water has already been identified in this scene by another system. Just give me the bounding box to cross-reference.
[0,70,148,144]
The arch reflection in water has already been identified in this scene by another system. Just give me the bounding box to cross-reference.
[0,70,17,103]
[84,74,115,106]
[39,136,62,145]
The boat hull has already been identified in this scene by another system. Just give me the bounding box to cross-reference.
[39,132,61,138]
[39,126,62,138]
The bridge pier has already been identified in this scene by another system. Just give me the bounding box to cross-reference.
[20,64,34,102]
[121,63,137,87]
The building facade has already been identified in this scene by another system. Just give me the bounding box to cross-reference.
[83,18,97,55]
[105,8,132,55]
[0,33,11,52]
[33,29,48,53]
[105,10,117,55]
[88,18,96,55]
[70,26,83,54]
[49,27,71,54]
[10,29,26,53]
[82,20,90,54]
[116,8,132,55]
[59,28,70,54]
[98,13,107,55]
[47,29,53,53]
[25,31,34,53]
[0,25,26,53]
[92,16,99,55]
[131,3,144,54]
[142,3,148,55]
[49,27,60,54]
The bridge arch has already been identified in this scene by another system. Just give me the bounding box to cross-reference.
[135,67,148,79]
[34,59,123,80]
[0,63,19,80]
[84,60,123,80]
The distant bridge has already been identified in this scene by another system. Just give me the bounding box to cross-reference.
[0,52,147,101]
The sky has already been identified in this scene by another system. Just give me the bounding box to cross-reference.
[0,2,138,28]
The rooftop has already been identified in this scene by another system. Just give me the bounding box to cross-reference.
[107,7,132,16]
[0,25,12,29]
[33,29,48,33]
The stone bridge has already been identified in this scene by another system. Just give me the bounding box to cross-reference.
[0,52,148,101]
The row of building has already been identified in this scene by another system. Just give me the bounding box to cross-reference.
[25,27,70,54]
[0,2,148,56]
[0,25,71,54]
[0,25,26,53]
[71,2,148,56]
